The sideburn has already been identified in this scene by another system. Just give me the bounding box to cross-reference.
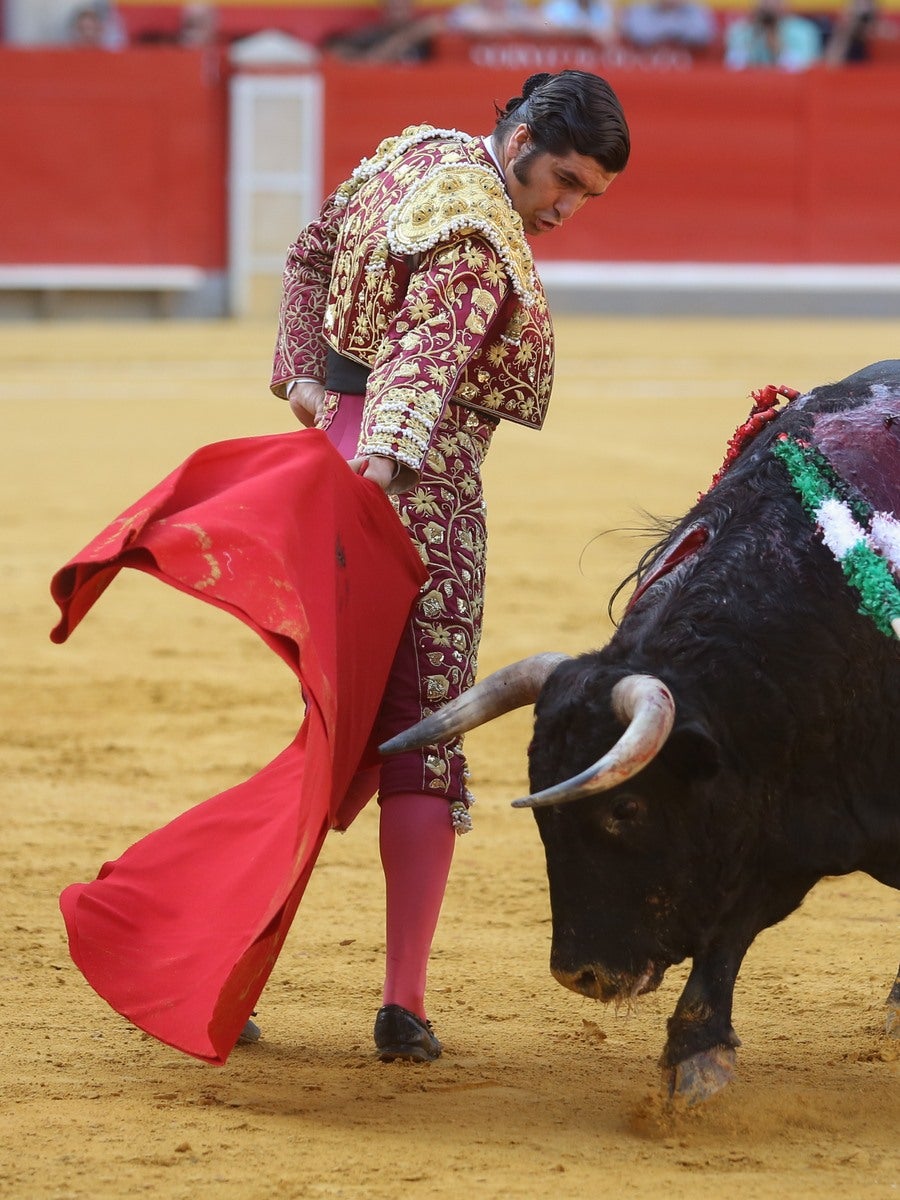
[512,145,540,185]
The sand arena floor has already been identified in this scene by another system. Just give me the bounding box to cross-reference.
[1,315,897,1199]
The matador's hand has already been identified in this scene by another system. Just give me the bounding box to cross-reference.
[348,455,400,494]
[287,380,325,427]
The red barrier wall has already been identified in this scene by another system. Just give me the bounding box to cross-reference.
[0,48,227,267]
[1,50,898,271]
[318,62,900,266]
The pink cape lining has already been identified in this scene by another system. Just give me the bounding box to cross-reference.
[50,429,427,1064]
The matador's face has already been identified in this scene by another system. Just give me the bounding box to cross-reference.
[501,123,618,237]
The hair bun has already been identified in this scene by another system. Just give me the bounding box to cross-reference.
[522,73,552,99]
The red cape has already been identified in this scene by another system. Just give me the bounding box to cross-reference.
[51,430,427,1064]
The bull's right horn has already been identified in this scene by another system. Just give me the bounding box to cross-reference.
[512,673,675,809]
[379,651,570,755]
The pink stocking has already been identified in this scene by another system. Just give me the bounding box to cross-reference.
[379,790,456,1021]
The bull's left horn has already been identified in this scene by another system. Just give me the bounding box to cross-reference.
[511,674,675,809]
[380,652,570,755]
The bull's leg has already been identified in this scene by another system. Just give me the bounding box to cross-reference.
[887,964,900,1038]
[660,945,745,1106]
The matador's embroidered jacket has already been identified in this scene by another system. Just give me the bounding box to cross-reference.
[271,125,555,477]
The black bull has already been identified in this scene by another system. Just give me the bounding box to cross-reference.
[382,360,900,1104]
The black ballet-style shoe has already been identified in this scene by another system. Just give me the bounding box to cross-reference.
[374,1004,442,1063]
[237,1013,261,1044]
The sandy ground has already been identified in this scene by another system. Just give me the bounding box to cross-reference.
[1,315,897,1200]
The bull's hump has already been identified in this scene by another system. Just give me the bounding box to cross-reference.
[840,360,900,392]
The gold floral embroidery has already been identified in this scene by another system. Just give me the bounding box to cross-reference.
[318,134,553,450]
[389,163,538,305]
[393,405,494,796]
[420,588,446,617]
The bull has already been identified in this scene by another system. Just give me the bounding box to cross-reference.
[382,360,900,1105]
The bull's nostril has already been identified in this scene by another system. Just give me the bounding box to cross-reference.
[552,964,611,999]
[575,970,596,992]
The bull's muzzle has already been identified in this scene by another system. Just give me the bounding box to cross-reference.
[552,961,664,1002]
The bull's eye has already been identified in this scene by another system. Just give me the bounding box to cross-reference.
[611,795,642,822]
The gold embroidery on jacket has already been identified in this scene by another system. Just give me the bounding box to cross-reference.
[388,164,538,306]
[327,131,554,456]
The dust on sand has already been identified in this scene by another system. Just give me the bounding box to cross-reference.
[1,317,897,1199]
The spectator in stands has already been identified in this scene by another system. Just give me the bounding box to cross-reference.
[818,0,879,62]
[724,0,822,68]
[68,2,127,49]
[323,0,441,62]
[70,6,104,46]
[177,3,219,47]
[538,0,619,44]
[446,0,542,35]
[620,0,716,50]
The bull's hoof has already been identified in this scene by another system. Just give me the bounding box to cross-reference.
[886,976,900,1039]
[662,1045,736,1106]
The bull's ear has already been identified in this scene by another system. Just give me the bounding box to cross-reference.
[661,722,720,783]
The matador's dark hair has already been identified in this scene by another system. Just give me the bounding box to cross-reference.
[493,70,630,173]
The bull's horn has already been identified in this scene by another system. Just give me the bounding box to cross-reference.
[511,673,675,809]
[379,651,570,755]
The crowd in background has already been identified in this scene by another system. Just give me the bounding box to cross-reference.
[65,2,217,47]
[319,0,889,67]
[9,0,894,68]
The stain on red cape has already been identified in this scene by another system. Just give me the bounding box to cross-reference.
[51,430,427,1065]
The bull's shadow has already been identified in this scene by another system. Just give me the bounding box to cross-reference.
[383,360,900,1105]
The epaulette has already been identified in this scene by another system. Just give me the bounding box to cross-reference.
[335,124,470,205]
[387,162,538,306]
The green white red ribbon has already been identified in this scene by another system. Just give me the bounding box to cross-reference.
[773,434,900,641]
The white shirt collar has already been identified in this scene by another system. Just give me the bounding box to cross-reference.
[482,135,504,176]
